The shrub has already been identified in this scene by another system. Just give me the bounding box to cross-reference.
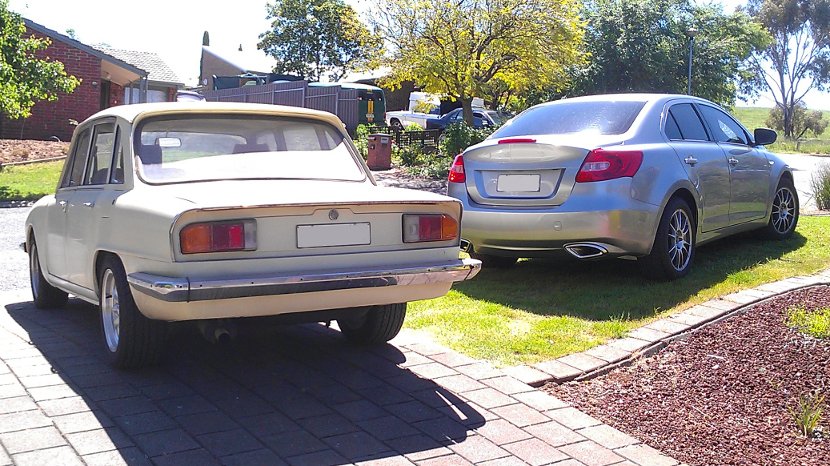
[439,122,494,158]
[789,392,825,438]
[405,154,451,180]
[352,124,371,160]
[397,145,425,167]
[404,123,423,132]
[811,163,830,211]
[786,305,830,339]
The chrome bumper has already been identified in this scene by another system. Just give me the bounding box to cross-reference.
[127,258,481,303]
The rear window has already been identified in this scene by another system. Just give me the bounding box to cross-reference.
[491,100,646,138]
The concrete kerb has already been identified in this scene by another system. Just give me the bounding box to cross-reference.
[509,269,830,387]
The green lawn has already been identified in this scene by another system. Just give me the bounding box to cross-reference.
[0,161,63,201]
[733,107,830,155]
[407,216,830,366]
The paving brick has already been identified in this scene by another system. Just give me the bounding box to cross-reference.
[150,448,221,466]
[667,311,711,327]
[139,381,195,400]
[700,299,737,311]
[221,448,286,466]
[324,431,391,460]
[627,327,670,343]
[615,443,679,466]
[429,351,477,368]
[198,428,263,456]
[491,403,550,428]
[740,288,775,299]
[386,400,443,423]
[157,395,217,417]
[644,319,690,336]
[333,399,387,422]
[560,353,608,373]
[0,442,10,465]
[721,291,762,305]
[0,426,66,454]
[356,384,413,406]
[65,427,133,456]
[83,383,140,402]
[408,362,457,379]
[176,410,239,436]
[27,384,79,402]
[477,457,528,466]
[432,374,485,393]
[11,446,84,466]
[260,429,327,458]
[524,421,585,447]
[533,360,581,382]
[500,365,551,386]
[406,342,447,356]
[481,376,534,395]
[0,396,36,414]
[448,434,508,463]
[8,364,54,379]
[53,411,113,435]
[0,383,26,399]
[502,438,568,465]
[474,418,532,445]
[607,337,652,353]
[82,447,153,466]
[437,401,496,427]
[286,449,347,466]
[512,391,569,411]
[37,396,92,417]
[412,416,471,442]
[0,410,52,433]
[356,456,417,465]
[358,415,419,440]
[17,374,64,389]
[757,281,801,293]
[684,304,728,320]
[133,428,200,457]
[410,387,463,409]
[416,454,474,466]
[0,373,15,386]
[385,434,453,462]
[114,410,177,436]
[278,394,333,419]
[546,407,602,430]
[577,424,638,449]
[585,345,631,364]
[299,413,360,438]
[239,411,300,436]
[461,388,515,410]
[454,362,502,380]
[396,352,433,368]
[559,440,624,466]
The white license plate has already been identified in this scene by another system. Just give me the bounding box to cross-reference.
[297,223,371,248]
[497,174,541,192]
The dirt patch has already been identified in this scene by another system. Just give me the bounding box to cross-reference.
[0,140,69,164]
[545,285,830,465]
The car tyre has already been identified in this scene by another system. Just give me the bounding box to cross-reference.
[29,239,68,309]
[390,119,403,132]
[338,303,406,344]
[639,197,696,281]
[469,252,518,269]
[98,255,166,369]
[761,177,799,240]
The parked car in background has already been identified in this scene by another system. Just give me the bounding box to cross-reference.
[24,102,481,368]
[425,107,503,131]
[447,94,798,280]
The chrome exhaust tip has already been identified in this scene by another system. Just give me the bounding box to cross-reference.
[460,239,472,253]
[564,243,609,260]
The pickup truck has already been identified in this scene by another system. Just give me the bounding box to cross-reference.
[386,109,439,130]
[424,108,504,130]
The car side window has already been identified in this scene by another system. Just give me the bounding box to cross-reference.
[664,112,683,140]
[698,105,749,145]
[668,104,709,141]
[61,129,92,189]
[84,122,116,185]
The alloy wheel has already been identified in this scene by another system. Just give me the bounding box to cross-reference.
[667,209,693,272]
[771,187,796,234]
[30,245,41,299]
[101,269,121,352]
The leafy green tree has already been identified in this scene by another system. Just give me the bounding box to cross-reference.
[258,0,382,81]
[371,0,585,124]
[0,0,79,120]
[766,102,829,138]
[745,0,830,138]
[570,0,768,108]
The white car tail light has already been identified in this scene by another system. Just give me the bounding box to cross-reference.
[402,214,458,243]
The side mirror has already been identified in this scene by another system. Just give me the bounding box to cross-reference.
[753,128,777,146]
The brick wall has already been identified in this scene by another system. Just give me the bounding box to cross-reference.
[0,27,101,142]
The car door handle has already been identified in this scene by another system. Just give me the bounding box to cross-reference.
[58,200,67,207]
[82,202,95,208]
[684,156,698,166]
[728,157,739,166]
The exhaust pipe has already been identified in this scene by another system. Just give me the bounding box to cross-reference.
[460,239,472,253]
[564,243,608,260]
[197,320,237,344]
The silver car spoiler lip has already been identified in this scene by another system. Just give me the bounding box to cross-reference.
[128,258,481,303]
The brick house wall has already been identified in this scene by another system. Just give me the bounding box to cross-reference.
[0,26,102,142]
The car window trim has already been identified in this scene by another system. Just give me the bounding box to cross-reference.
[666,102,711,142]
[695,103,752,147]
[83,119,118,186]
[60,127,93,191]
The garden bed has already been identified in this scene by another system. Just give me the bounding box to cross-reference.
[545,285,830,465]
[0,139,68,164]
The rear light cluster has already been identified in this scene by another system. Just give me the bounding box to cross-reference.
[448,155,466,183]
[576,148,643,183]
[180,220,257,254]
[403,214,458,243]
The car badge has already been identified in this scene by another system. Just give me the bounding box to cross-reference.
[328,209,339,221]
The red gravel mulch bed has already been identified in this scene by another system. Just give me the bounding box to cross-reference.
[0,139,69,164]
[545,285,830,466]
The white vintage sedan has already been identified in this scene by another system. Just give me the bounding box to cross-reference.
[25,102,480,368]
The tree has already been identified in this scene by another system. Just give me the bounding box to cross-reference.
[0,0,79,120]
[570,0,768,108]
[371,0,585,124]
[258,0,382,82]
[766,101,829,138]
[745,0,830,138]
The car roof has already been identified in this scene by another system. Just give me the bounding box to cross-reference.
[85,102,344,127]
[546,93,712,106]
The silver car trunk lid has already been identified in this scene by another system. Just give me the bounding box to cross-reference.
[462,140,591,207]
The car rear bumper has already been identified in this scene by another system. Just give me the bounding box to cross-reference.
[129,258,480,302]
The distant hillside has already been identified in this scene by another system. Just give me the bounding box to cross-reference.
[733,106,830,131]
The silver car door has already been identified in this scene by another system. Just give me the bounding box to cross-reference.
[665,103,731,232]
[697,105,771,224]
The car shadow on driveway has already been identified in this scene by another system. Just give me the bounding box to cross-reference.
[455,231,809,321]
[2,298,486,465]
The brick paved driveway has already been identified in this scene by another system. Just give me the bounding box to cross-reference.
[0,289,676,466]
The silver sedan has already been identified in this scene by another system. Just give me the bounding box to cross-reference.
[447,94,798,280]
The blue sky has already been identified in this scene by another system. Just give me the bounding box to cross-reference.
[9,0,829,110]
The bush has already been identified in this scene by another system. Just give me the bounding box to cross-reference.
[397,145,425,167]
[811,163,830,211]
[439,122,494,158]
[405,154,451,180]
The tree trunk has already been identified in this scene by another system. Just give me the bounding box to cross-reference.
[460,98,474,126]
[783,104,794,138]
